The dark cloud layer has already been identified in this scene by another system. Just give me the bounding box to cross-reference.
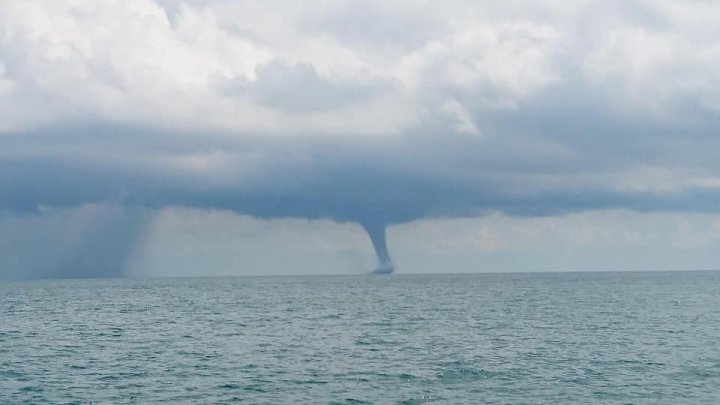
[3,123,720,279]
[3,121,720,223]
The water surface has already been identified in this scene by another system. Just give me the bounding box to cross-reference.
[1,271,719,403]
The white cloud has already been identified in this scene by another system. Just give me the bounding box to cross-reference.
[0,63,13,93]
[2,0,717,136]
[440,98,480,135]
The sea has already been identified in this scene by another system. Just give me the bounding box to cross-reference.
[1,271,719,404]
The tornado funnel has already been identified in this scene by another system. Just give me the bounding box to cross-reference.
[361,222,394,274]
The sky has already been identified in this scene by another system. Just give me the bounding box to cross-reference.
[2,0,720,278]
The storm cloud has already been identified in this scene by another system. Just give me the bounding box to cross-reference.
[2,0,720,277]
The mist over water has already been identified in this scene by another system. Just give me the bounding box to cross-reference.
[2,271,719,404]
[0,206,149,280]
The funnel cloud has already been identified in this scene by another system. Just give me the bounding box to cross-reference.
[362,222,394,274]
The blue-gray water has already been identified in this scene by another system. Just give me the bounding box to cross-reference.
[1,271,719,404]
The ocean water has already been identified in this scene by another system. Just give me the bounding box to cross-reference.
[1,271,719,404]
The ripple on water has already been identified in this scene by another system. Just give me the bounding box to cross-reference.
[1,272,719,403]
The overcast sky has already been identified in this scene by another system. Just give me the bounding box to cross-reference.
[2,0,720,278]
